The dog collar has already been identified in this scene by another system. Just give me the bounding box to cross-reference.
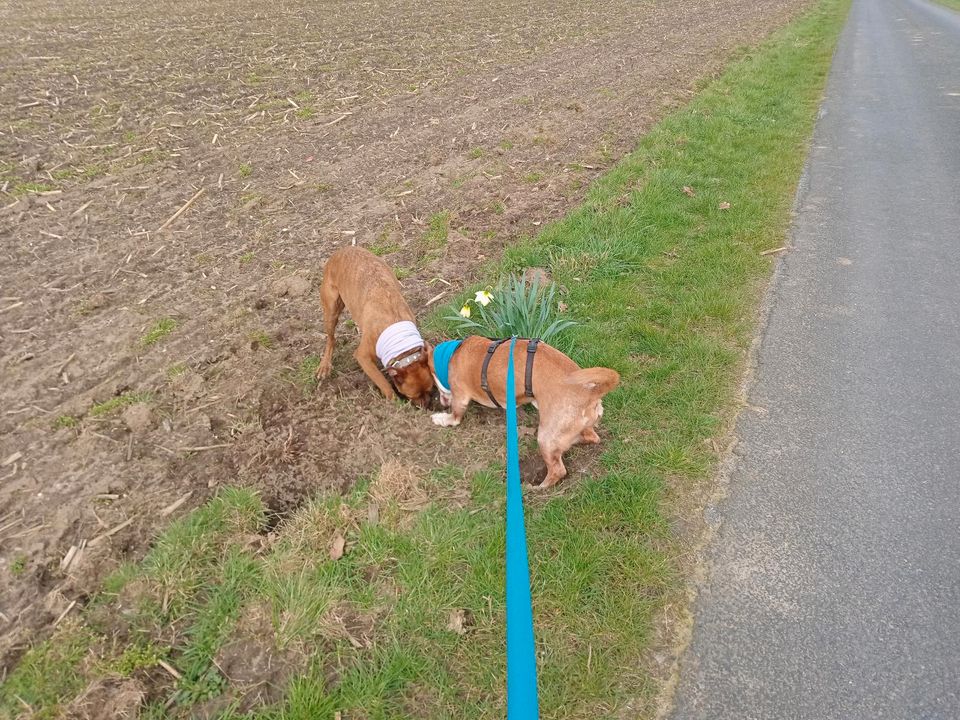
[387,346,425,370]
[432,339,463,393]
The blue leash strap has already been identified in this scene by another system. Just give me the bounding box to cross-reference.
[504,337,540,719]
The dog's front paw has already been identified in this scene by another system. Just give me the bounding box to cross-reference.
[314,361,332,381]
[431,412,460,427]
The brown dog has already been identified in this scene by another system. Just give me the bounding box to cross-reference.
[429,336,619,487]
[315,246,434,407]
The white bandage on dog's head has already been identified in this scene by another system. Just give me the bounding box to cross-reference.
[376,321,424,368]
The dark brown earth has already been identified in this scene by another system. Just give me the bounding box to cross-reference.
[0,0,807,672]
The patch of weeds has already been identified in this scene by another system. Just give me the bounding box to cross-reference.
[490,200,506,215]
[295,106,316,120]
[499,139,515,151]
[294,90,313,104]
[170,550,261,708]
[314,182,334,193]
[121,130,137,143]
[421,211,450,250]
[239,251,255,264]
[11,181,55,196]
[532,135,549,146]
[51,165,104,181]
[141,317,178,347]
[53,414,79,429]
[102,642,169,677]
[89,391,152,418]
[468,147,485,160]
[238,163,253,178]
[0,621,95,718]
[135,150,163,165]
[195,253,213,265]
[167,363,188,378]
[11,555,27,576]
[523,171,544,184]
[369,238,401,256]
[394,266,413,280]
[296,355,321,393]
[249,330,273,350]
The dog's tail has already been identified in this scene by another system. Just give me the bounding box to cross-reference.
[565,367,620,396]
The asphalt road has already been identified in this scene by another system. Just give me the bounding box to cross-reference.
[669,0,960,718]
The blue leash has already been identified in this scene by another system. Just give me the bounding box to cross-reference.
[504,337,540,719]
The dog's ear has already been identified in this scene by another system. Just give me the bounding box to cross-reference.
[385,366,399,378]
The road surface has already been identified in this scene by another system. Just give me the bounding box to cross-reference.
[670,0,960,717]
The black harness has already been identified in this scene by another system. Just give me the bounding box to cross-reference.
[480,338,539,408]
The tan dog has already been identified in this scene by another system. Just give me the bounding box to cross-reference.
[429,336,619,487]
[315,246,434,407]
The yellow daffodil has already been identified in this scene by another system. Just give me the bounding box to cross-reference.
[459,304,472,318]
[474,290,494,306]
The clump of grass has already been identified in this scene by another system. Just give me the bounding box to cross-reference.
[490,200,506,215]
[249,330,273,350]
[468,147,485,159]
[238,163,253,178]
[53,415,79,429]
[499,139,514,151]
[421,211,451,249]
[167,362,188,378]
[11,181,56,196]
[102,642,169,677]
[89,391,152,418]
[369,238,401,256]
[141,318,177,346]
[239,251,255,264]
[295,106,316,120]
[445,274,575,343]
[0,621,95,718]
[523,171,544,184]
[11,555,27,576]
[296,355,321,393]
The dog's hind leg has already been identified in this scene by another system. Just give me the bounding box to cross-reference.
[538,439,567,489]
[580,427,601,444]
[316,275,344,381]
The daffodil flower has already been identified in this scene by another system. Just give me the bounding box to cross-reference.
[474,290,494,306]
[459,304,472,318]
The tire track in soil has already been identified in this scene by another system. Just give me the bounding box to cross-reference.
[0,0,807,669]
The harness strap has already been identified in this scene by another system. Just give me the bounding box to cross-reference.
[481,338,510,408]
[524,339,539,398]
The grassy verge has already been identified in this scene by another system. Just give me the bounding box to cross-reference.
[934,0,960,11]
[0,0,848,717]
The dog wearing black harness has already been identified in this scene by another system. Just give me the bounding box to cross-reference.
[429,336,620,488]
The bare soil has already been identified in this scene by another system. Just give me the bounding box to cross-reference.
[1,0,806,673]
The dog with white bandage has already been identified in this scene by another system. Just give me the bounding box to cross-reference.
[315,247,434,407]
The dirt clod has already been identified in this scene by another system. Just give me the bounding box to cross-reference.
[271,276,312,298]
[121,403,153,434]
